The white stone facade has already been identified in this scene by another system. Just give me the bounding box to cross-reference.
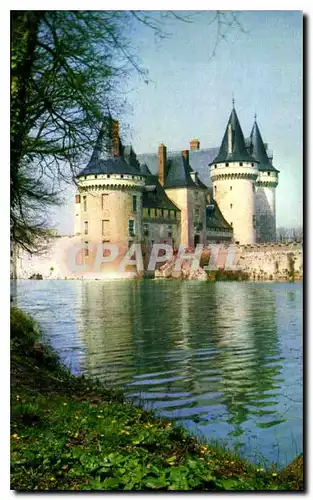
[210,161,258,245]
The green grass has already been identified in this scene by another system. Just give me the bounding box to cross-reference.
[10,307,303,491]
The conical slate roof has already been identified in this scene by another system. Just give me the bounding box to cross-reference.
[164,155,197,189]
[250,119,278,172]
[211,106,256,165]
[78,117,142,177]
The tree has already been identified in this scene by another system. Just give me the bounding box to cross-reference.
[276,225,303,243]
[11,10,247,252]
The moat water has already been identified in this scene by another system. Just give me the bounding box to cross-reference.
[11,280,303,468]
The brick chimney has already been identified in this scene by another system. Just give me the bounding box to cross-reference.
[158,144,167,186]
[112,119,120,156]
[190,139,200,151]
[182,149,189,162]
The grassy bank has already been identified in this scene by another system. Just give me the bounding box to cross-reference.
[10,307,303,491]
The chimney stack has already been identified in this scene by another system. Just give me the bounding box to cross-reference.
[190,139,200,151]
[158,144,167,186]
[112,119,120,156]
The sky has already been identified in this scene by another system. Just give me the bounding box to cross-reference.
[52,10,302,234]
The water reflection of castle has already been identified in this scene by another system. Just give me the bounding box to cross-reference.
[75,281,283,438]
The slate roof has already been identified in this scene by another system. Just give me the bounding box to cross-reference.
[250,119,279,173]
[164,155,198,189]
[137,148,218,188]
[206,201,233,231]
[77,118,143,178]
[142,181,180,211]
[210,107,257,165]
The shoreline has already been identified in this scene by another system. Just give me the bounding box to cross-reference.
[10,307,303,491]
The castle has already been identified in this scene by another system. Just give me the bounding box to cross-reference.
[74,103,279,255]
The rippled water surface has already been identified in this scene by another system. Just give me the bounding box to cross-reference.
[12,280,303,467]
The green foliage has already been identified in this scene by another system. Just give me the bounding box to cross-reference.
[205,269,249,281]
[10,307,303,491]
[11,11,140,252]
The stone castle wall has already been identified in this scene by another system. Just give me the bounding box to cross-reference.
[212,242,303,281]
[12,238,303,282]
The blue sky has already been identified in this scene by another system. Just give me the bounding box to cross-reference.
[53,10,302,233]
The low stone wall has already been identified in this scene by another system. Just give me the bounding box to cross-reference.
[200,242,303,281]
[12,237,303,282]
[235,242,303,281]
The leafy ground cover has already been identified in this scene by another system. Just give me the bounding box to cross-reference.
[10,307,303,491]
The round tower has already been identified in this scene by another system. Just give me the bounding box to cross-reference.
[74,117,145,271]
[209,103,258,245]
[249,116,279,243]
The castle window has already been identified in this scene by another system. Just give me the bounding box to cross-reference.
[102,240,111,257]
[128,219,135,236]
[102,219,109,236]
[101,193,108,209]
[83,196,87,211]
[226,163,229,167]
[84,242,89,257]
[132,195,137,213]
[240,162,243,166]
[230,186,232,191]
[84,221,88,235]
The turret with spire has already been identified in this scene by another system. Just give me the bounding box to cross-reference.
[209,101,258,245]
[74,115,146,256]
[250,115,279,242]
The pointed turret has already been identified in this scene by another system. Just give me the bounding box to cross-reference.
[77,116,141,177]
[250,117,278,172]
[211,105,256,165]
[164,151,197,189]
[89,116,114,163]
